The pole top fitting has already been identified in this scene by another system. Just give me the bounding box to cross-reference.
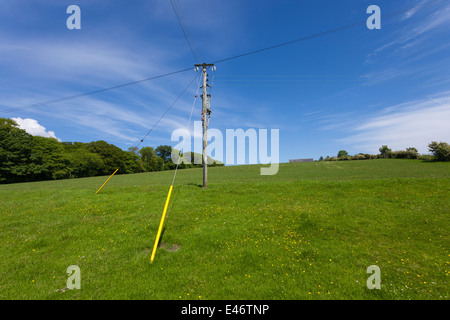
[194,63,215,69]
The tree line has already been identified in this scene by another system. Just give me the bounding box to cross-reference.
[0,117,222,184]
[319,142,450,162]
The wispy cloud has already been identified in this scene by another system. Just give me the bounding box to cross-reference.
[401,0,427,21]
[339,92,450,154]
[363,0,450,88]
[366,1,450,62]
[0,28,201,145]
[0,35,169,85]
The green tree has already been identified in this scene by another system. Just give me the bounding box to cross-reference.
[156,145,175,170]
[428,141,450,161]
[86,140,127,174]
[123,151,144,174]
[62,142,106,177]
[155,145,173,163]
[337,150,348,158]
[405,147,419,159]
[128,146,139,155]
[379,145,391,158]
[0,118,43,183]
[140,147,163,171]
[2,117,210,183]
[66,150,105,178]
[32,136,70,180]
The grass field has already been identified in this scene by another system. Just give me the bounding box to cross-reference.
[0,159,449,300]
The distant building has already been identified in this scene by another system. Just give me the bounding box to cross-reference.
[289,158,314,163]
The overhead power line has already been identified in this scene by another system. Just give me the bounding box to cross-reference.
[0,67,193,115]
[211,0,443,65]
[211,22,362,65]
[134,72,200,149]
[169,0,201,63]
[171,74,202,186]
[1,1,442,115]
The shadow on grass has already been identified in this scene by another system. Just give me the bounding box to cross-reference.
[157,227,166,247]
[186,182,203,188]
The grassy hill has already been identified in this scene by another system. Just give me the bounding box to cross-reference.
[0,159,448,299]
[182,151,224,165]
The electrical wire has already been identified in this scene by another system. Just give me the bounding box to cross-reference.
[0,67,194,115]
[211,23,360,65]
[211,0,445,65]
[134,72,200,150]
[171,74,202,186]
[169,0,201,63]
[1,1,442,115]
[175,0,202,61]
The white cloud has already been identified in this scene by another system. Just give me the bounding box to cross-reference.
[12,117,61,141]
[339,93,450,154]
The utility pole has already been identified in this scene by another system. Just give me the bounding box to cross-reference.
[195,63,214,189]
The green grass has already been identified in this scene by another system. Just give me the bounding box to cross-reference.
[0,159,449,299]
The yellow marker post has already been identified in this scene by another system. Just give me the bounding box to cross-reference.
[150,185,174,263]
[95,168,119,194]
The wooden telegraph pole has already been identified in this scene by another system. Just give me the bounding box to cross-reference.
[195,63,214,189]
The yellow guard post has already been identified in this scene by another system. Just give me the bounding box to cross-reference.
[95,168,119,194]
[150,185,174,263]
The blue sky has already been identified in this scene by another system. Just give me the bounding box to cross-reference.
[1,0,449,163]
